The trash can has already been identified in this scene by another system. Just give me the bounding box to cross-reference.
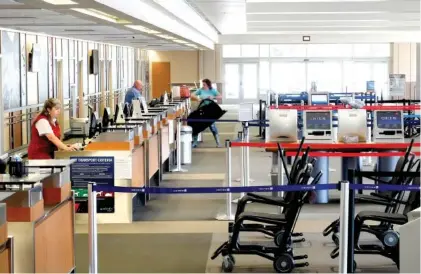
[181,125,193,164]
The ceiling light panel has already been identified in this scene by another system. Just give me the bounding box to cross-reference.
[43,0,77,4]
[72,8,130,23]
[156,34,176,40]
[126,25,161,34]
[173,39,188,44]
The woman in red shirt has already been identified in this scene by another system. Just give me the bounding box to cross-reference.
[28,98,77,159]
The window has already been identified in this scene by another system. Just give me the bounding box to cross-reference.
[241,45,259,57]
[343,61,372,92]
[224,64,240,99]
[270,44,306,58]
[307,61,342,92]
[271,62,306,93]
[307,44,353,58]
[259,61,270,92]
[223,45,241,58]
[260,45,269,57]
[371,44,390,57]
[373,62,388,94]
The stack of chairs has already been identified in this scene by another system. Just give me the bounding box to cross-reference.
[325,139,420,270]
[211,138,322,273]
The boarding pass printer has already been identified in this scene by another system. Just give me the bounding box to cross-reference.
[303,110,333,141]
[373,110,404,142]
[268,109,298,143]
[70,117,89,136]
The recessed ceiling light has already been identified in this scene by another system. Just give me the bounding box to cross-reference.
[186,43,198,48]
[43,0,77,4]
[126,25,161,34]
[156,34,176,40]
[72,8,131,24]
[173,39,188,44]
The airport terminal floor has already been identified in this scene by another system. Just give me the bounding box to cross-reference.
[70,109,417,273]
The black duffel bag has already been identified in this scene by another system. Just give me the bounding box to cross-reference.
[187,99,227,136]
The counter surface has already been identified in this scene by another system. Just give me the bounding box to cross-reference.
[25,159,76,168]
[0,174,50,184]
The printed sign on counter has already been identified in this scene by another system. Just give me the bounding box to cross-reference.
[70,156,115,214]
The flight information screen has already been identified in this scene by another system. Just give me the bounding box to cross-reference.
[306,112,331,130]
[376,111,402,129]
[311,94,328,105]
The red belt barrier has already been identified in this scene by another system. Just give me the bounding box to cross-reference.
[230,142,420,149]
[284,151,421,157]
[269,105,420,111]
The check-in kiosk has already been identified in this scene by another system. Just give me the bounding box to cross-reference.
[308,93,329,106]
[303,110,333,141]
[268,109,298,143]
[337,109,367,143]
[373,110,404,142]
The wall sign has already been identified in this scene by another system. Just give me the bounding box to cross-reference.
[70,156,115,213]
[389,74,406,96]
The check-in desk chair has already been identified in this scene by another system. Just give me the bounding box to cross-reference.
[0,173,75,273]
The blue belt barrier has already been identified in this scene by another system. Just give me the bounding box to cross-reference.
[92,183,419,194]
[405,114,420,119]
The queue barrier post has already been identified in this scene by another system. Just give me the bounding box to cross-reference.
[171,117,187,173]
[338,181,350,274]
[216,140,234,221]
[232,132,245,204]
[88,183,98,274]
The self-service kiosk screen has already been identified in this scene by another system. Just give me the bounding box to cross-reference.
[376,111,402,129]
[306,111,331,130]
[311,94,328,104]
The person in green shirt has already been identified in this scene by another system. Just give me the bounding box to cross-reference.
[191,79,222,148]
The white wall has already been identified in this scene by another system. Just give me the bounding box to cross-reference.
[391,43,418,98]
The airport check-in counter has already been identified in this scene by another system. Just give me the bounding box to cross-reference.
[0,173,75,273]
[55,131,146,224]
[0,203,12,273]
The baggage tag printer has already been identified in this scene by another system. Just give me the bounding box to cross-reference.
[373,110,404,142]
[132,99,153,134]
[268,109,298,143]
[303,110,333,141]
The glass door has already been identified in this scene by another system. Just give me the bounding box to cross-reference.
[270,62,306,94]
[307,61,342,92]
[223,62,259,103]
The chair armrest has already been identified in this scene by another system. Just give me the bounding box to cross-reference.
[356,195,392,206]
[246,193,290,207]
[370,192,389,200]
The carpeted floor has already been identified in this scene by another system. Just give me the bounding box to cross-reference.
[75,233,213,273]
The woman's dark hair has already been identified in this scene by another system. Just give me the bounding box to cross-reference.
[202,79,212,89]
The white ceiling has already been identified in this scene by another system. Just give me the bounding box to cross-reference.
[0,0,212,50]
[189,0,420,36]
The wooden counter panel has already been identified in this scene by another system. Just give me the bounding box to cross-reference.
[43,183,71,206]
[161,126,170,163]
[132,146,145,187]
[85,141,132,151]
[7,200,44,222]
[0,246,11,273]
[0,223,7,245]
[149,135,159,178]
[34,199,74,273]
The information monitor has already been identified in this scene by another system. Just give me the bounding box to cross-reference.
[303,110,333,141]
[373,110,404,141]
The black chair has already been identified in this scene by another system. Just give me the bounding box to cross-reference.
[330,176,420,269]
[323,139,416,243]
[211,163,322,273]
[229,139,321,246]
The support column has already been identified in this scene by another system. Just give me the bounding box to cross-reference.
[416,43,420,100]
[0,52,4,154]
[78,60,85,118]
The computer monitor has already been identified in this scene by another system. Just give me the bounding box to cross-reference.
[268,109,298,142]
[310,93,329,105]
[303,111,333,141]
[102,108,110,128]
[123,103,133,118]
[88,111,98,139]
[373,110,404,141]
[337,109,367,143]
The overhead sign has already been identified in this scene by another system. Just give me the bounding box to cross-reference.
[70,156,115,214]
[389,74,406,96]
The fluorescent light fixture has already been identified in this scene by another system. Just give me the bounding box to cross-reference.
[72,8,131,24]
[126,25,161,34]
[186,43,198,48]
[43,0,77,4]
[156,34,176,40]
[173,39,188,44]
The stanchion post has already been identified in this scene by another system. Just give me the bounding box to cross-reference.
[240,131,245,196]
[171,117,187,172]
[216,140,234,220]
[88,183,98,274]
[338,181,350,274]
[346,169,356,273]
[244,121,250,187]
